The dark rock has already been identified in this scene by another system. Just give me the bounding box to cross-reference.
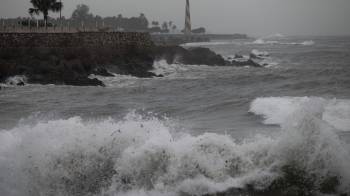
[106,47,157,78]
[64,77,105,87]
[92,67,114,77]
[230,59,262,67]
[234,54,244,59]
[17,81,25,86]
[0,46,159,86]
[154,45,227,66]
[185,47,227,65]
[0,43,264,87]
[154,46,263,67]
[250,49,270,59]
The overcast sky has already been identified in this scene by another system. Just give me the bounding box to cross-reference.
[1,0,349,36]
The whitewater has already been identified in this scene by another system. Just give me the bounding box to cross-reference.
[1,36,350,196]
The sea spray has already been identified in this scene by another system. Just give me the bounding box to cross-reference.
[0,99,349,196]
[250,97,350,131]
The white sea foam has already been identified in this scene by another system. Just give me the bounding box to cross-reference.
[181,41,235,47]
[247,39,315,46]
[280,40,315,46]
[250,97,350,131]
[249,49,279,67]
[89,74,139,88]
[250,49,270,59]
[300,40,315,46]
[1,98,350,195]
[151,60,188,77]
[249,39,279,45]
[0,75,27,88]
[6,75,27,85]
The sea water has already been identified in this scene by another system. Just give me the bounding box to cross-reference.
[1,35,350,196]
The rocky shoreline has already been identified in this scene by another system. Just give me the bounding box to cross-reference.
[0,44,263,87]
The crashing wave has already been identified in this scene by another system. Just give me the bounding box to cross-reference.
[300,40,315,46]
[247,39,315,46]
[181,41,234,47]
[151,60,188,77]
[1,97,350,196]
[250,97,350,132]
[250,39,279,45]
[2,75,27,86]
[226,51,278,68]
[89,74,138,88]
[250,49,270,59]
[280,40,315,46]
[1,75,27,89]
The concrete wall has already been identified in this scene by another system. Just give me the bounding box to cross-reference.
[0,32,153,48]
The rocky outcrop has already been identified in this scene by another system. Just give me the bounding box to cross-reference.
[0,32,157,86]
[0,46,157,86]
[154,45,263,67]
[250,49,270,59]
[0,32,265,87]
[154,46,227,66]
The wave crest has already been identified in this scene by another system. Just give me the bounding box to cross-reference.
[0,100,349,195]
[247,39,315,46]
[250,97,350,131]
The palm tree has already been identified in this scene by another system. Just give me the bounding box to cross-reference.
[29,0,63,27]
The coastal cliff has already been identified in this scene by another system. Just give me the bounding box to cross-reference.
[0,32,156,86]
[0,32,261,87]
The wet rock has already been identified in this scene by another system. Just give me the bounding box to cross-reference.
[154,45,227,66]
[92,67,114,77]
[185,47,227,65]
[0,47,159,86]
[17,81,25,86]
[230,59,262,67]
[250,49,270,59]
[234,54,244,59]
[154,46,263,67]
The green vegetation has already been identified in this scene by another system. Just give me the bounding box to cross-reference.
[1,2,206,34]
[28,0,63,27]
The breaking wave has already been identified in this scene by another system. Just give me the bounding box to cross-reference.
[250,97,350,132]
[151,60,188,77]
[89,74,139,88]
[280,40,315,46]
[0,75,27,88]
[247,39,315,46]
[251,39,279,45]
[181,41,235,47]
[1,96,350,196]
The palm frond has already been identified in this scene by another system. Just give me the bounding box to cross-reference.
[50,2,63,12]
[29,0,41,9]
[29,8,40,16]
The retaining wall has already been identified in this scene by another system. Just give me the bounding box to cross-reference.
[0,32,153,48]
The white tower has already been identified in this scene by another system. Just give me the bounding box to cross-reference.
[184,0,192,35]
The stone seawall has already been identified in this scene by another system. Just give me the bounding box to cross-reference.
[0,32,153,48]
[0,32,158,86]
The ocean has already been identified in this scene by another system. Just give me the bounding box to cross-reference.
[0,35,350,196]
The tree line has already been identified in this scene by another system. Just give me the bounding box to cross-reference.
[1,0,206,34]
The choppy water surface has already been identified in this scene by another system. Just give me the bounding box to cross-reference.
[1,35,350,196]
